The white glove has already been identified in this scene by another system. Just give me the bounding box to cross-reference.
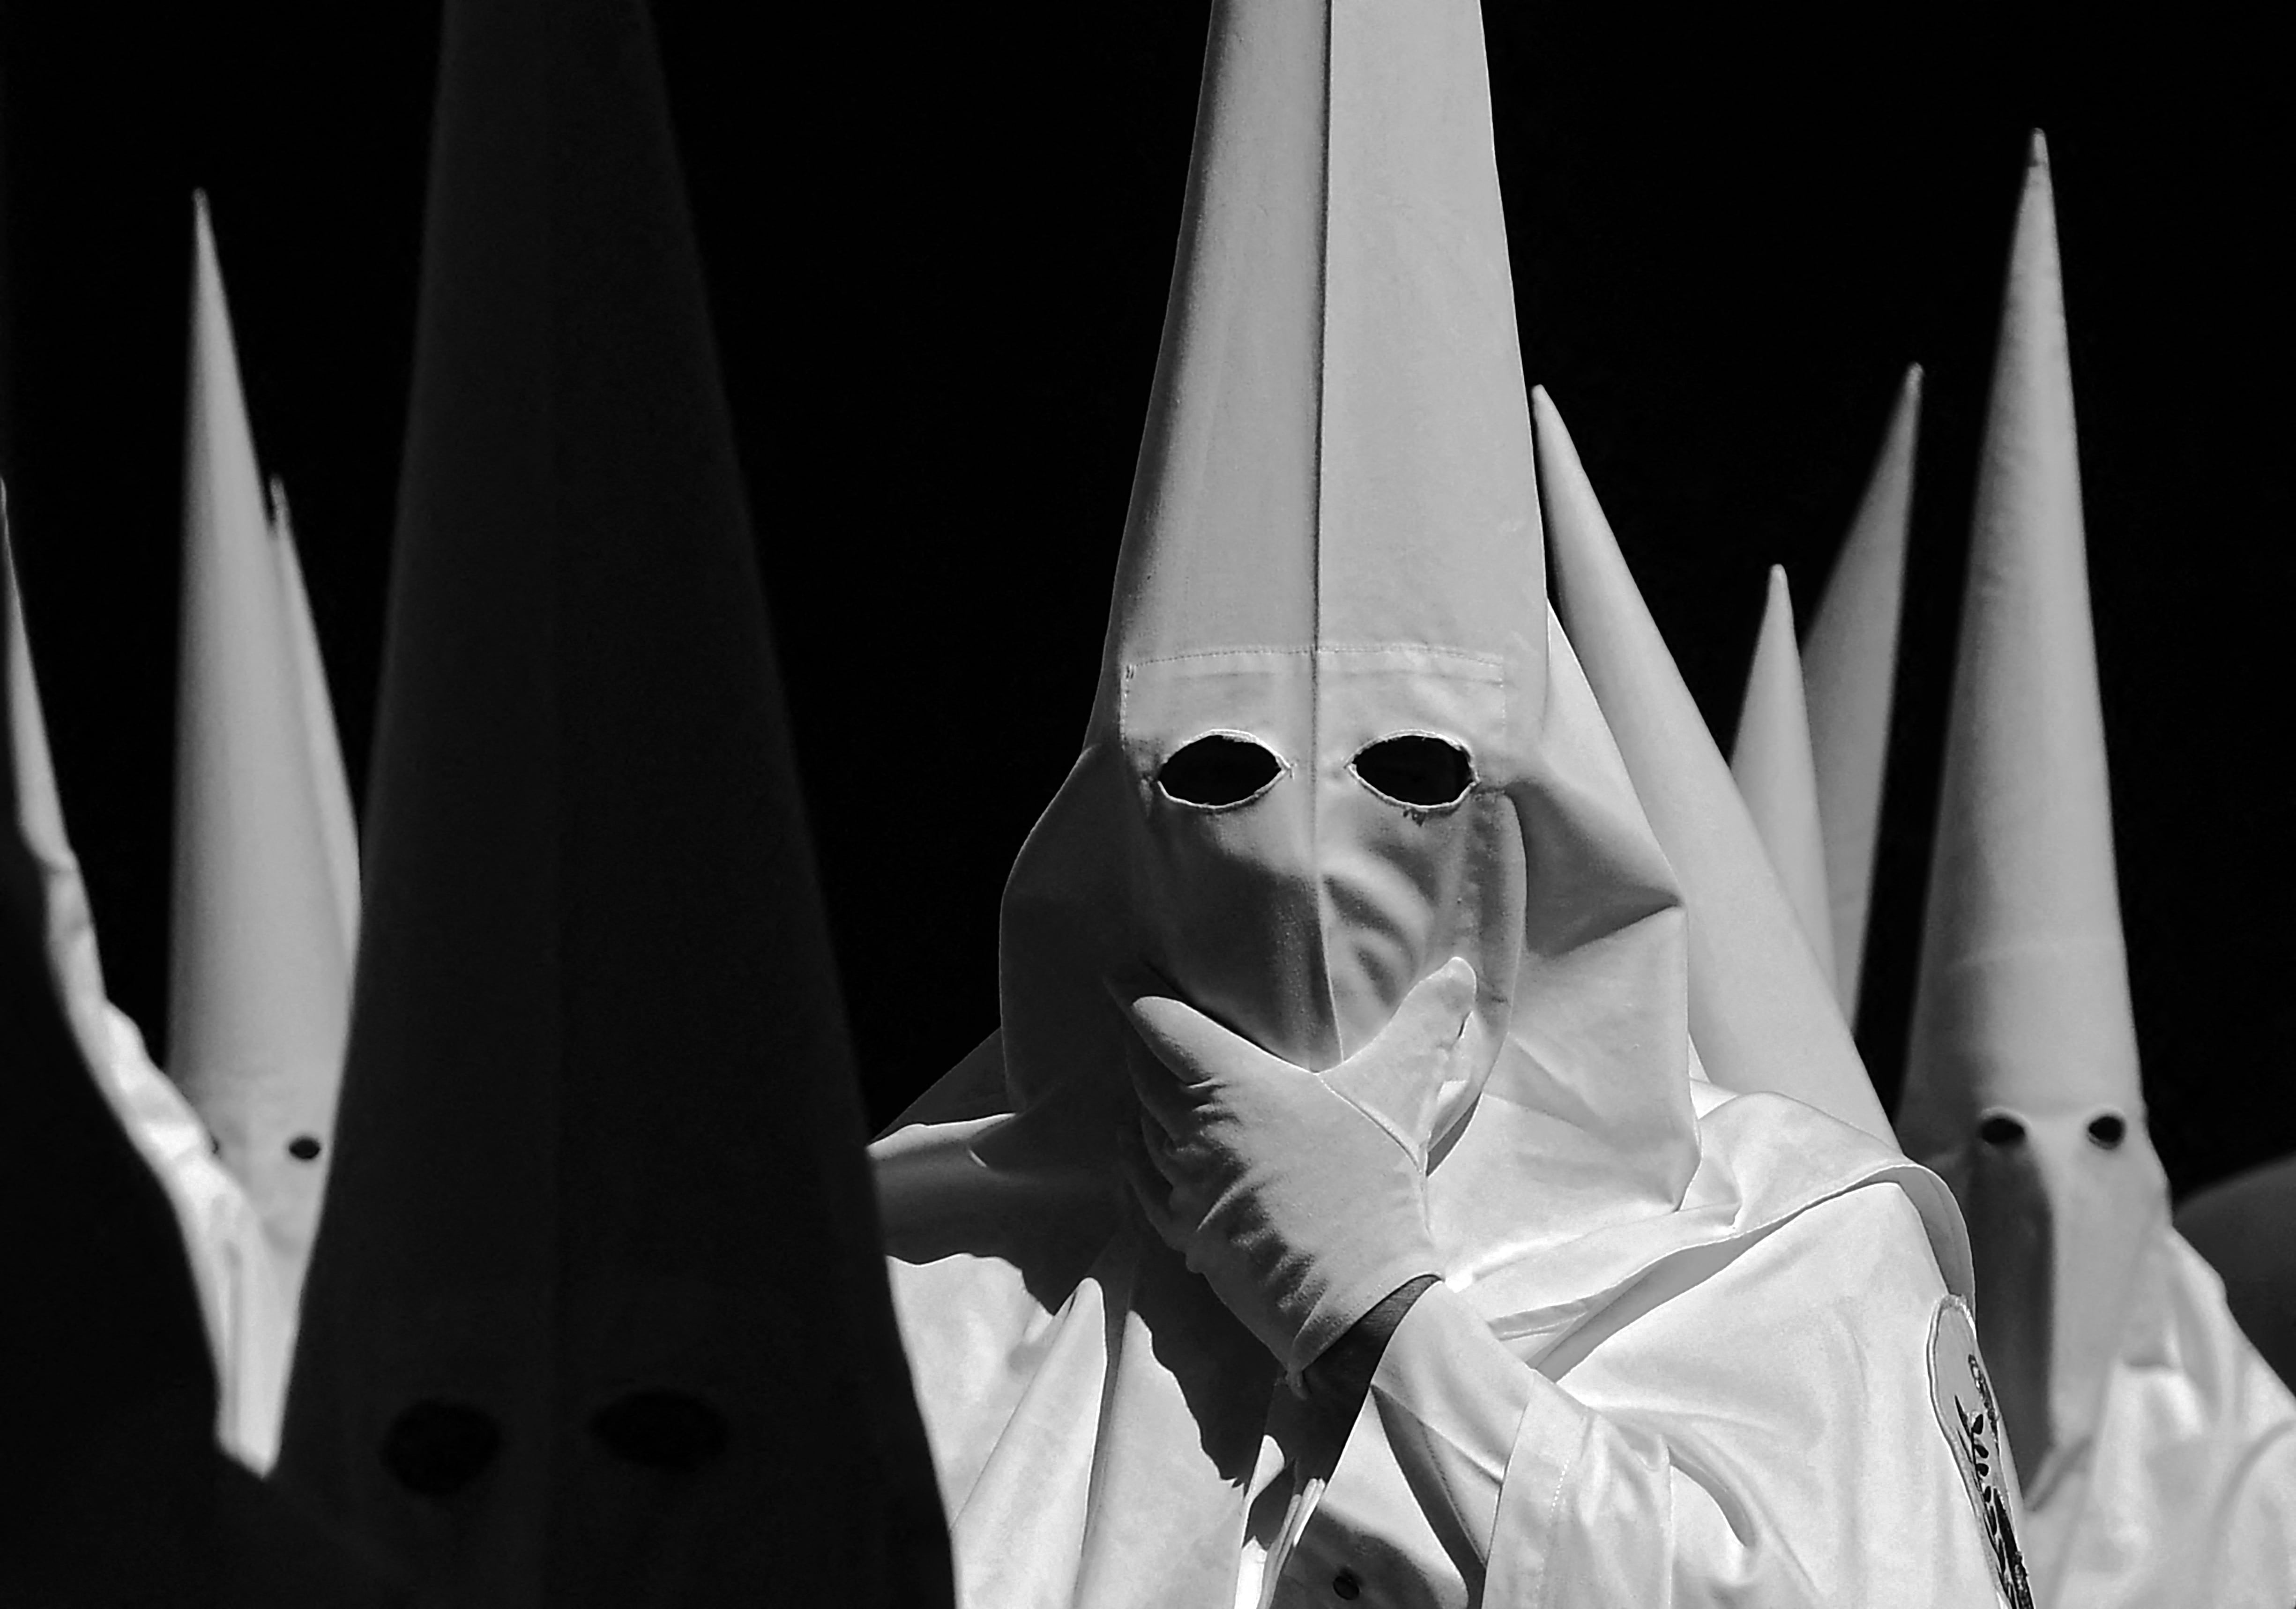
[1114,959,1483,1378]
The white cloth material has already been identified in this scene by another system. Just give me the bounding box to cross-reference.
[5,530,290,1470]
[95,1007,294,1470]
[1535,388,1895,1143]
[1901,133,2296,1603]
[1901,127,2161,1480]
[2177,1155,2296,1391]
[888,1058,2014,1608]
[2021,1227,2296,1608]
[171,195,356,1320]
[1276,1134,2005,1608]
[1727,566,1834,997]
[1800,365,1920,1015]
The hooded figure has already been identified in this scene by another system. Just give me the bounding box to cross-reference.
[1728,566,1834,996]
[1898,134,2296,1604]
[170,195,357,1327]
[1801,365,1921,1015]
[878,7,2018,1603]
[270,0,948,1602]
[1,507,401,1605]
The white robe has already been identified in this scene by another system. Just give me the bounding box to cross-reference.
[2021,1225,2296,1608]
[883,1077,2028,1608]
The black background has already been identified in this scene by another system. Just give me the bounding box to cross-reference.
[3,5,2287,1195]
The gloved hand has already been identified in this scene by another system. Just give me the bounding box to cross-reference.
[1113,958,1483,1379]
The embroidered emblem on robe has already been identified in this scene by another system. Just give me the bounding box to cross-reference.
[1928,1296,2035,1609]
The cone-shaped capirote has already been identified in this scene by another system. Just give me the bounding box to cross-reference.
[3,508,404,1606]
[1902,137,2143,1131]
[273,0,947,1601]
[170,195,354,1316]
[1096,0,1543,692]
[1536,388,1895,1142]
[1802,364,1920,1014]
[1899,133,2168,1495]
[1006,0,1549,1131]
[1729,565,1835,997]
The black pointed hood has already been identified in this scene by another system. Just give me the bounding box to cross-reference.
[274,1,947,1601]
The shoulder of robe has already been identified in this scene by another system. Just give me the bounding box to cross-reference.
[1687,1085,1971,1303]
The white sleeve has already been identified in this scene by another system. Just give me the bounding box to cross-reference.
[1362,1184,2015,1607]
[1361,1280,1527,1581]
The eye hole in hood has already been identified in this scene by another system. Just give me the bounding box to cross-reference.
[1977,1112,2028,1147]
[1351,734,1476,811]
[1157,733,1285,809]
[380,1399,501,1497]
[2087,1112,2128,1150]
[591,1389,729,1471]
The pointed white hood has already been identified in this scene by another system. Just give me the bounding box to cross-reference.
[1002,0,1549,1123]
[168,196,355,1312]
[1803,365,1921,1012]
[1729,565,1834,995]
[273,0,946,1601]
[1537,389,1895,1142]
[1900,134,2168,1500]
[988,0,1711,1251]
